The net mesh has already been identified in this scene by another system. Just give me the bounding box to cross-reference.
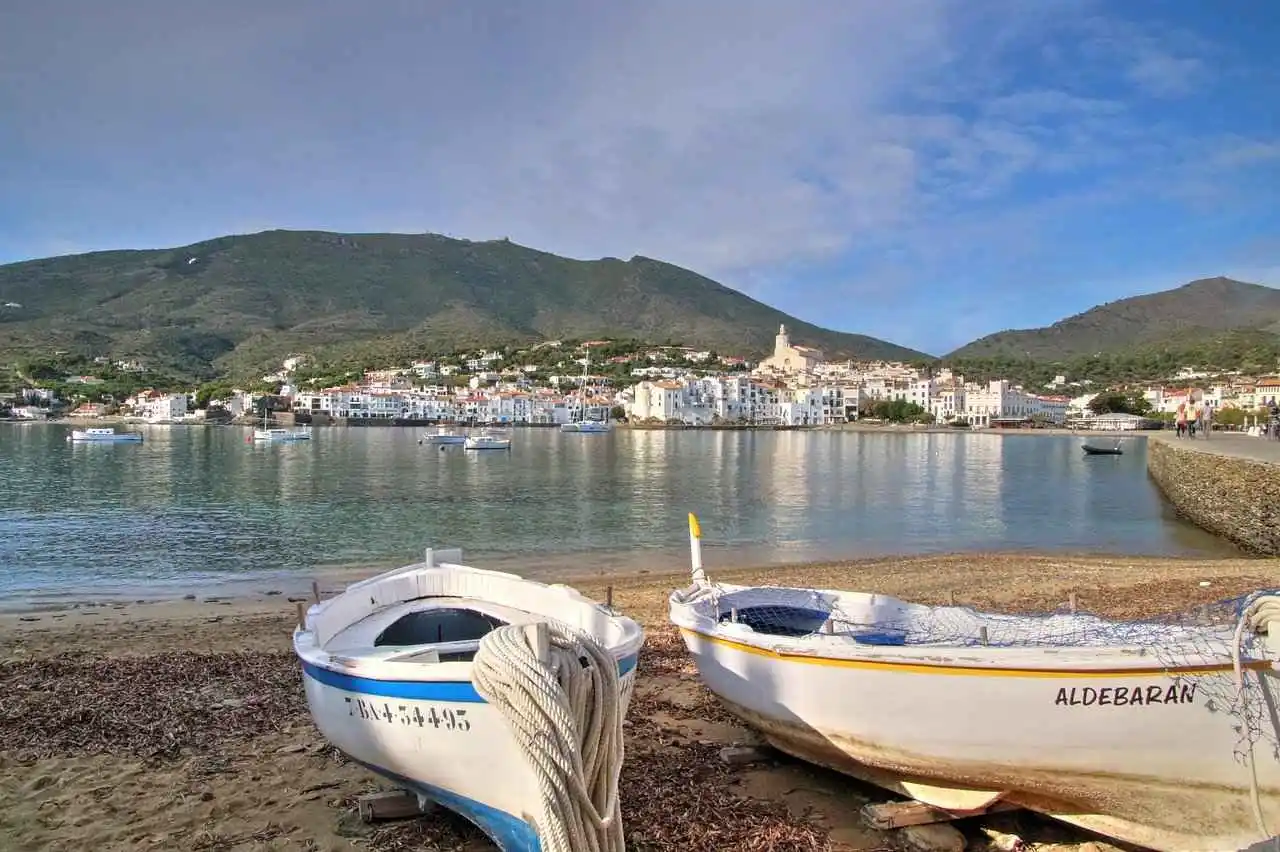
[683,584,1280,767]
[700,586,1269,650]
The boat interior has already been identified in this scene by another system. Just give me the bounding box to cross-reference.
[695,584,1244,651]
[322,597,547,664]
[298,550,641,666]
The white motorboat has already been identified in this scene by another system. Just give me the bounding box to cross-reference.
[464,432,511,451]
[420,426,466,445]
[68,427,143,443]
[669,513,1280,852]
[561,420,613,434]
[253,426,312,442]
[294,549,645,851]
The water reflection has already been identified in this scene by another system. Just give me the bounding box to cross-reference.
[0,424,1242,598]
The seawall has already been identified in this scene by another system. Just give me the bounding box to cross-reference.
[1147,435,1280,555]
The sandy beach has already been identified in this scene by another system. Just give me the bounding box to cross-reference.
[3,552,1276,852]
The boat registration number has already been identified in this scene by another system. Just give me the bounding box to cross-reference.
[344,697,471,731]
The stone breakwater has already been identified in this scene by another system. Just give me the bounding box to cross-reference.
[1147,436,1280,555]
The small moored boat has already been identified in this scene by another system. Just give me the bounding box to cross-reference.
[68,427,143,443]
[253,409,311,442]
[669,513,1280,852]
[253,426,312,442]
[561,420,613,434]
[294,549,645,851]
[464,431,511,451]
[1082,442,1122,456]
[560,353,613,434]
[419,426,466,445]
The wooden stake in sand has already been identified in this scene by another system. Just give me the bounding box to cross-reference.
[295,601,305,629]
[311,580,321,606]
[357,790,434,822]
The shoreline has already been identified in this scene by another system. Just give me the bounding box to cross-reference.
[4,552,1277,851]
[5,416,1167,438]
[2,549,1270,623]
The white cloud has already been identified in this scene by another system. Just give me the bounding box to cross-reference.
[1127,53,1205,98]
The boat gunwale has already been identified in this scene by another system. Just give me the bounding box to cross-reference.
[295,561,646,686]
[674,624,1266,677]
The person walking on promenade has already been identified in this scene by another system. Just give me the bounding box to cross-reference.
[1176,400,1187,438]
[1199,402,1211,438]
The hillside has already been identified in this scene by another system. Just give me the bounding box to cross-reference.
[0,230,929,379]
[948,277,1280,361]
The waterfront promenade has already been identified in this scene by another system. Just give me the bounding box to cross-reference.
[1154,433,1280,463]
[1147,433,1280,555]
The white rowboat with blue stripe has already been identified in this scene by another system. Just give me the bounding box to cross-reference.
[293,549,644,852]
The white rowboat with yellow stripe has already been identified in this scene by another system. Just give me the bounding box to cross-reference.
[669,513,1280,852]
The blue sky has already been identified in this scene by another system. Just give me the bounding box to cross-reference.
[1,0,1277,355]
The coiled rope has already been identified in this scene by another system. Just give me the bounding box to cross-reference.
[1232,592,1280,846]
[472,620,627,852]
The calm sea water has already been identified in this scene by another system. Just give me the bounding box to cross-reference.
[0,424,1237,604]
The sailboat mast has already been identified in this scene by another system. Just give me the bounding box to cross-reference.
[579,354,588,423]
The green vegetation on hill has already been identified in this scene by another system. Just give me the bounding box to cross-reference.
[5,353,189,404]
[0,230,928,380]
[944,328,1280,390]
[949,277,1280,362]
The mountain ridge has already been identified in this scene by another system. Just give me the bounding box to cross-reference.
[946,276,1280,361]
[0,229,931,379]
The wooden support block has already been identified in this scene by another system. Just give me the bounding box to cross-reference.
[860,798,1016,830]
[357,789,433,822]
[862,800,956,829]
[718,745,773,766]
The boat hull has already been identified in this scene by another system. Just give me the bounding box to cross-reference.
[299,655,638,852]
[562,422,611,434]
[254,429,311,441]
[676,626,1280,852]
[69,431,142,442]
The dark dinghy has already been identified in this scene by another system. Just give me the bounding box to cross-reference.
[1082,443,1123,456]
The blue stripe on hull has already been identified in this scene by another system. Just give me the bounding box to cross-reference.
[345,754,541,852]
[301,652,638,702]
